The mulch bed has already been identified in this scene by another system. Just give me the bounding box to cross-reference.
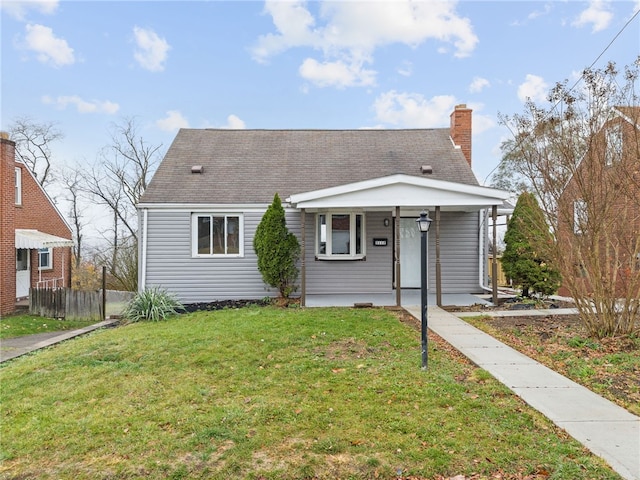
[182,299,271,313]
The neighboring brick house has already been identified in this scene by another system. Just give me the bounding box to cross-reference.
[0,133,73,317]
[557,106,640,297]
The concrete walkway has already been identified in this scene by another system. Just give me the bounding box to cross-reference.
[404,305,640,480]
[0,319,120,363]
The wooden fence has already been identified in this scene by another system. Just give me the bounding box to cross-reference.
[29,288,103,321]
[488,256,510,287]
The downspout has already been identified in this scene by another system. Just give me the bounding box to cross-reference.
[478,209,492,293]
[478,207,502,303]
[140,208,148,292]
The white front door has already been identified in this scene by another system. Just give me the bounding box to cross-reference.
[16,249,30,298]
[399,218,422,288]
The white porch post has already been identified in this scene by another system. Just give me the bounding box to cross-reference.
[300,208,306,307]
[435,206,442,307]
[395,206,401,307]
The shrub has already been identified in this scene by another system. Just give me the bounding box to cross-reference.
[123,287,184,322]
[253,193,300,298]
[502,192,561,297]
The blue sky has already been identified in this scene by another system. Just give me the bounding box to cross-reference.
[2,0,639,191]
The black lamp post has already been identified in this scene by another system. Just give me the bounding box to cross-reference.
[416,210,433,370]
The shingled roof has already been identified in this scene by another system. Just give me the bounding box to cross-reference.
[140,128,479,205]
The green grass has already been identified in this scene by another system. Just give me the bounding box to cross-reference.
[0,313,98,339]
[0,307,621,479]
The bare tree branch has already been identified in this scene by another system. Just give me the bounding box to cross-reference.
[8,117,63,187]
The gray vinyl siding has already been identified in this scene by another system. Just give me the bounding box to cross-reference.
[142,208,301,304]
[304,211,393,294]
[141,207,481,302]
[427,211,481,293]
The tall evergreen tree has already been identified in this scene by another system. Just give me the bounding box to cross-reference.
[502,192,561,297]
[254,193,300,298]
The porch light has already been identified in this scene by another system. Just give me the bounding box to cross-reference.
[416,210,432,370]
[416,210,433,233]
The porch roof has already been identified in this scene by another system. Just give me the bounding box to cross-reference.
[15,229,74,249]
[287,174,511,211]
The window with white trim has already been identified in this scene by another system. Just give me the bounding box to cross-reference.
[316,212,365,259]
[15,167,22,205]
[605,124,623,166]
[192,214,243,257]
[573,200,587,235]
[38,248,52,270]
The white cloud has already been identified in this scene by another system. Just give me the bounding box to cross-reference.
[42,95,119,114]
[133,26,170,72]
[469,76,490,93]
[222,115,246,129]
[572,0,613,32]
[156,110,189,132]
[471,108,495,135]
[397,61,412,77]
[253,0,478,88]
[373,91,457,128]
[299,57,376,88]
[527,3,553,21]
[517,74,548,103]
[23,23,74,67]
[1,0,58,20]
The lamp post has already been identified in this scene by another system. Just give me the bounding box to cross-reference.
[416,210,433,370]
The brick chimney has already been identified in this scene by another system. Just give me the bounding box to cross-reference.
[450,104,472,166]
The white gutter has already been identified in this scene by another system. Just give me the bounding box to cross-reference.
[140,208,148,291]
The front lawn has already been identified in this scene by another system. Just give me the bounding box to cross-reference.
[0,307,621,479]
[0,313,98,339]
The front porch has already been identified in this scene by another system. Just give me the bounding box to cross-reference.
[305,290,493,308]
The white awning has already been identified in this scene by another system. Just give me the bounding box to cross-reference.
[15,229,74,249]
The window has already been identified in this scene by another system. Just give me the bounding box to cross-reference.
[605,124,623,166]
[38,248,52,270]
[192,214,243,257]
[573,200,587,235]
[15,167,22,205]
[316,212,365,259]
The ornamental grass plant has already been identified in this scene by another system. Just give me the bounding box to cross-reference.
[122,286,184,322]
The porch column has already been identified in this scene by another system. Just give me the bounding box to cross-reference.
[395,206,401,307]
[492,205,498,304]
[300,208,306,307]
[435,206,442,307]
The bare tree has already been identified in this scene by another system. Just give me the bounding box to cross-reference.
[498,59,640,337]
[9,117,63,187]
[84,117,163,290]
[85,117,162,241]
[60,166,86,269]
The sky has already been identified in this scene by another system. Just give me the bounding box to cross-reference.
[1,0,639,243]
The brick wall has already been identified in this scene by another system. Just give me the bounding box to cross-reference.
[1,136,17,316]
[450,104,472,166]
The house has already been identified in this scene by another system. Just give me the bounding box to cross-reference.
[557,106,640,298]
[137,105,511,307]
[0,133,74,317]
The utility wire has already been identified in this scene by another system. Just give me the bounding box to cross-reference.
[483,7,640,186]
